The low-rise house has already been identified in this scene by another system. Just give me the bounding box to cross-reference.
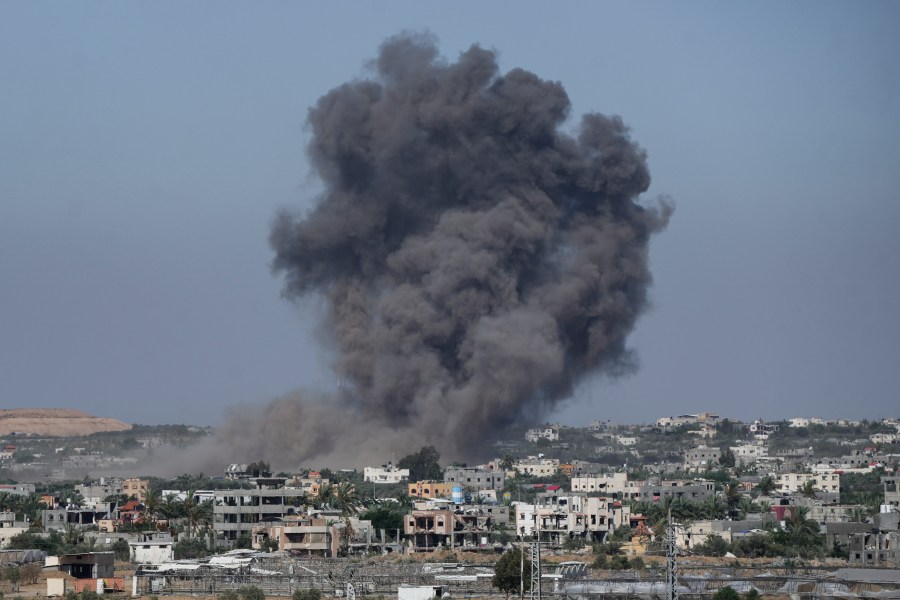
[129,532,174,564]
[0,483,35,496]
[676,517,774,550]
[43,507,109,531]
[46,552,115,579]
[0,511,29,548]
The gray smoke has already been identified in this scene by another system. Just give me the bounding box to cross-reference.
[221,33,670,468]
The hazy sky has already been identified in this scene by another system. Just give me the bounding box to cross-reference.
[2,2,898,428]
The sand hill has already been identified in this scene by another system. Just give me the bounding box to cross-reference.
[0,408,132,436]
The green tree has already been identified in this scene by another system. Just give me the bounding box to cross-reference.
[492,547,531,599]
[112,538,131,562]
[712,587,740,600]
[398,446,442,482]
[799,480,818,499]
[362,504,405,531]
[293,590,322,600]
[3,566,20,592]
[695,534,730,557]
[756,475,777,496]
[238,586,266,600]
[719,447,736,469]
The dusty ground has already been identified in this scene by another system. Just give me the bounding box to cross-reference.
[0,408,132,436]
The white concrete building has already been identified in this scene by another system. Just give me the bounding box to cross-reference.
[363,465,410,484]
[776,472,841,495]
[129,532,174,564]
[570,473,628,496]
[526,426,559,442]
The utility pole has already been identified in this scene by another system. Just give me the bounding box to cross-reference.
[666,508,678,600]
[530,504,541,600]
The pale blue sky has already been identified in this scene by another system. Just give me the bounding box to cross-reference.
[1,2,898,427]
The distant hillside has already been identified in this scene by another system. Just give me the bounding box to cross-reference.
[0,408,132,436]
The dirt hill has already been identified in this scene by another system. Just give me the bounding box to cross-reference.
[0,408,132,436]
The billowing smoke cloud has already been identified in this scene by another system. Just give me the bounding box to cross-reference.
[218,33,670,468]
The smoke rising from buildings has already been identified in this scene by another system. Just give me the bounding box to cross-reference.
[218,33,671,467]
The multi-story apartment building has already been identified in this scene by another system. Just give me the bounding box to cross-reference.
[513,456,560,477]
[212,478,300,545]
[514,493,629,544]
[570,473,628,497]
[123,478,149,503]
[628,480,716,503]
[443,467,505,491]
[776,472,841,496]
[684,446,722,471]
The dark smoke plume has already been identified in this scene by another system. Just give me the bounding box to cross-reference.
[221,33,670,468]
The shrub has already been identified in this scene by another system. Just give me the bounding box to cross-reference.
[239,586,266,600]
[712,587,740,600]
[293,589,322,600]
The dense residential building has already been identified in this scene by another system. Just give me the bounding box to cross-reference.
[683,446,722,471]
[514,492,630,544]
[656,413,721,429]
[570,473,628,497]
[75,478,123,509]
[408,481,454,500]
[730,443,769,466]
[749,419,779,440]
[513,456,560,477]
[363,464,410,484]
[443,467,505,491]
[211,478,299,545]
[776,472,841,495]
[124,478,150,503]
[526,426,559,442]
[629,480,716,503]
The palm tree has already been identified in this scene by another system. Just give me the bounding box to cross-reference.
[143,488,160,530]
[723,482,741,518]
[799,480,818,499]
[756,475,777,497]
[783,506,820,552]
[332,482,360,516]
[848,506,868,523]
[701,495,727,520]
[159,493,183,521]
[737,496,757,520]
